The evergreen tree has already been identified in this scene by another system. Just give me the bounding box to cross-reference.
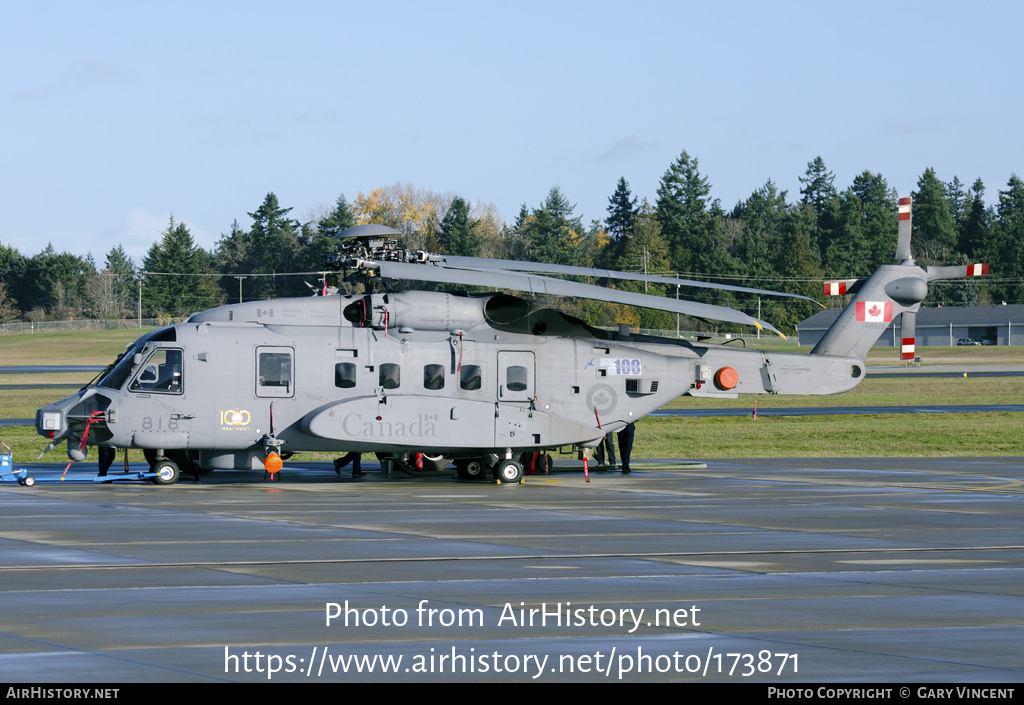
[798,156,839,262]
[798,156,837,219]
[437,196,480,257]
[502,203,533,262]
[771,212,822,332]
[296,194,356,274]
[990,174,1024,304]
[316,193,356,238]
[959,179,990,260]
[947,176,969,236]
[144,216,219,316]
[655,149,723,274]
[615,201,674,330]
[520,186,584,266]
[731,179,788,285]
[215,220,250,301]
[21,244,95,319]
[248,192,301,297]
[0,283,19,323]
[0,242,28,315]
[605,177,637,243]
[850,171,897,267]
[911,168,957,262]
[822,188,866,277]
[104,244,138,316]
[216,193,302,300]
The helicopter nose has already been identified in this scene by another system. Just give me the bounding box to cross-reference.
[37,408,64,437]
[36,398,73,437]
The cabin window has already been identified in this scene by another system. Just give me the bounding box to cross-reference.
[497,351,535,400]
[257,347,293,398]
[379,363,401,390]
[335,362,357,389]
[129,349,183,394]
[423,364,445,391]
[460,365,482,391]
[506,365,528,392]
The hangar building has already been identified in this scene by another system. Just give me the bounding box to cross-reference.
[796,304,1024,348]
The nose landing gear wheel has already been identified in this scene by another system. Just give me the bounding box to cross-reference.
[152,459,180,485]
[493,459,523,484]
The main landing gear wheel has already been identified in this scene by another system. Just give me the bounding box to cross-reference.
[493,459,523,484]
[152,459,180,485]
[455,458,486,481]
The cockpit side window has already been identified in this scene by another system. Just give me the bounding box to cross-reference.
[128,349,183,394]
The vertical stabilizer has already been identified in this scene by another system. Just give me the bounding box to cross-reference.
[812,196,989,360]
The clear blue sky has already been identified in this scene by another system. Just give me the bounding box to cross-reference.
[3,0,1021,264]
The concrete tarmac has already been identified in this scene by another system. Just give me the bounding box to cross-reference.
[1,458,1023,683]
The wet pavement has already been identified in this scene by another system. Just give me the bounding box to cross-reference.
[1,457,1022,682]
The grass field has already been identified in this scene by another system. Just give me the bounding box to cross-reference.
[2,328,1021,462]
[0,328,150,365]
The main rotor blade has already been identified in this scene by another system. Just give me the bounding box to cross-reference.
[441,255,818,304]
[377,261,783,335]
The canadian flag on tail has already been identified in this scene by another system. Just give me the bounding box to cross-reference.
[855,301,893,323]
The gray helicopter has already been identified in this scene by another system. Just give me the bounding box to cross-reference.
[35,196,987,484]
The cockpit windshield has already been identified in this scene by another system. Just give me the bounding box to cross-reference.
[95,326,179,391]
[97,345,143,390]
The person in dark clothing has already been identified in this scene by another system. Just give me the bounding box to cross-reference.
[594,432,616,470]
[334,452,363,478]
[616,422,635,474]
[98,446,116,477]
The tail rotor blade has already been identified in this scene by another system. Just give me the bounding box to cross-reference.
[896,197,913,261]
[824,278,864,297]
[927,263,989,281]
[900,310,916,361]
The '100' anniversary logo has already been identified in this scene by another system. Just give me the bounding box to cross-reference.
[220,409,251,430]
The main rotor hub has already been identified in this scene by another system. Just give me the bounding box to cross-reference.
[321,225,441,273]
